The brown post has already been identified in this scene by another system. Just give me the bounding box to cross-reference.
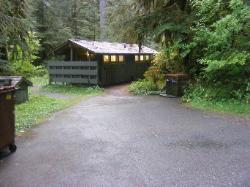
[70,46,73,61]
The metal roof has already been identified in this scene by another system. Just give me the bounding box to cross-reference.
[0,76,33,88]
[69,39,157,54]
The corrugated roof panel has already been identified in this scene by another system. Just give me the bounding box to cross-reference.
[0,76,32,87]
[69,39,157,54]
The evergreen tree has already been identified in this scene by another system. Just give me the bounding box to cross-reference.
[100,0,107,39]
[107,0,140,43]
[32,0,100,62]
[0,0,31,63]
[68,0,99,40]
[32,0,72,61]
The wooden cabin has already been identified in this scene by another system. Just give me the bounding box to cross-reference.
[0,76,33,104]
[48,39,157,86]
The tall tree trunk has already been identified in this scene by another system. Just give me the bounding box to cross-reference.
[72,0,78,38]
[99,0,107,40]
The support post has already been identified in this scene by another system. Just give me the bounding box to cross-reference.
[70,46,73,61]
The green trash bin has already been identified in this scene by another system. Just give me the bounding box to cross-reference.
[0,86,17,153]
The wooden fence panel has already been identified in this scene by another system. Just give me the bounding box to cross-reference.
[48,61,98,85]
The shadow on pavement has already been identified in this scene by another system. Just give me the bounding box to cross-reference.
[0,150,12,160]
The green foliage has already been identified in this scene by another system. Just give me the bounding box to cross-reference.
[125,0,194,95]
[182,81,250,115]
[183,80,250,114]
[7,60,45,79]
[183,90,250,115]
[144,65,166,90]
[149,44,186,73]
[107,0,141,43]
[133,0,192,44]
[131,45,186,95]
[31,74,49,87]
[0,0,31,63]
[187,0,250,99]
[32,0,99,61]
[193,0,250,75]
[6,32,45,78]
[184,97,250,115]
[128,79,159,95]
[130,0,250,104]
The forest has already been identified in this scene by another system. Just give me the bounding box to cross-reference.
[0,0,250,114]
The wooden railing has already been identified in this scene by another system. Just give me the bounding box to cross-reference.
[48,61,98,85]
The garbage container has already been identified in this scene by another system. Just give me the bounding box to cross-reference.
[166,73,190,97]
[0,86,17,153]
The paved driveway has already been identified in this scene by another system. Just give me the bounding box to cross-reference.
[0,86,250,187]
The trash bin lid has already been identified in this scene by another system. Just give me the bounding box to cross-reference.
[0,78,12,86]
[0,86,15,94]
[166,73,190,81]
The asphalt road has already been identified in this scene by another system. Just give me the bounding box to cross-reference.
[0,86,250,187]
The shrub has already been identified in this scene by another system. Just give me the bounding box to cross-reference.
[186,0,250,99]
[7,60,46,78]
[129,44,189,95]
[183,79,250,103]
[128,79,159,95]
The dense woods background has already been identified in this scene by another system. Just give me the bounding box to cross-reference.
[0,0,249,104]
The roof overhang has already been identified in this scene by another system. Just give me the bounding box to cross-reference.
[49,39,157,56]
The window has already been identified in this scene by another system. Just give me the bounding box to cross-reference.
[140,55,144,61]
[135,55,139,62]
[103,55,110,63]
[111,55,117,62]
[118,55,124,62]
[145,55,150,61]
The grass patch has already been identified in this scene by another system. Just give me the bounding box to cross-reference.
[42,84,103,96]
[183,83,250,116]
[185,98,250,116]
[15,95,72,133]
[31,74,49,87]
[16,75,104,134]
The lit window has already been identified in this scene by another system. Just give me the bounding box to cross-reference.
[103,55,110,63]
[135,55,139,62]
[140,55,144,61]
[118,55,124,62]
[111,55,117,62]
[145,55,150,61]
